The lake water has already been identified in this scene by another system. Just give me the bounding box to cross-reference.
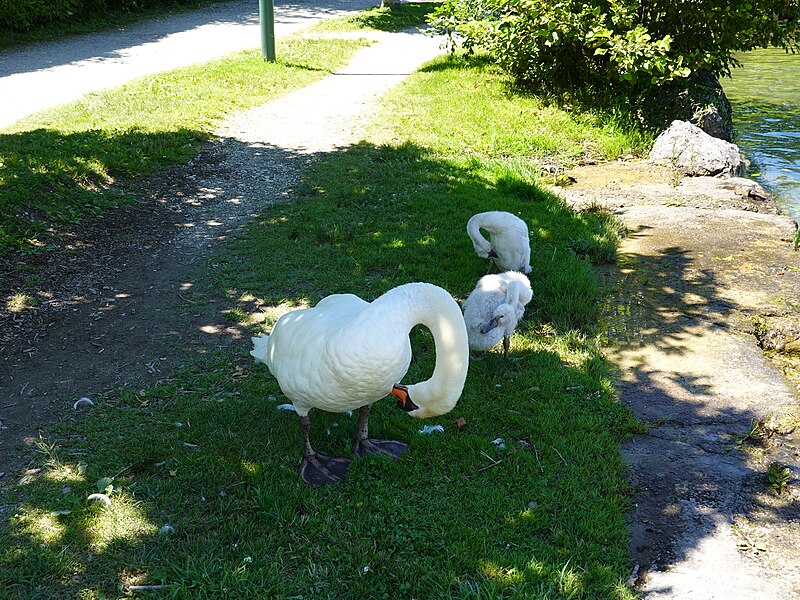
[722,48,800,221]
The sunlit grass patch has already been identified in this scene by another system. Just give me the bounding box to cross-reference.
[6,292,35,313]
[82,495,158,554]
[369,51,652,168]
[13,508,68,546]
[245,298,311,329]
[308,2,438,33]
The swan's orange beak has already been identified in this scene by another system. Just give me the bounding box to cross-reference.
[391,383,419,412]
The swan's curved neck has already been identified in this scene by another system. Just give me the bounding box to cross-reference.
[375,283,469,419]
[505,281,523,306]
[467,215,491,251]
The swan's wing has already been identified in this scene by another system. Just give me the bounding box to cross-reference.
[266,296,368,410]
[266,294,412,414]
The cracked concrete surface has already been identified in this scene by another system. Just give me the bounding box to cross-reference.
[587,193,800,598]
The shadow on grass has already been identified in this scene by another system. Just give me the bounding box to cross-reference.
[418,52,496,74]
[598,223,800,592]
[338,2,438,32]
[2,138,653,598]
[1,348,635,598]
[0,126,208,259]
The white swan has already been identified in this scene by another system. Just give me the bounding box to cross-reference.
[251,282,470,485]
[463,272,533,358]
[467,211,532,274]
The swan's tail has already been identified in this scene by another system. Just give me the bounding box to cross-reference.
[250,334,270,365]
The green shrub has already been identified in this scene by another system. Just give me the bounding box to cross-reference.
[0,0,210,32]
[0,0,84,31]
[427,0,800,104]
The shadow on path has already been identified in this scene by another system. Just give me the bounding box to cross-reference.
[0,134,310,477]
[600,213,800,597]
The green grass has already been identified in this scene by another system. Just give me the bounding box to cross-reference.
[368,53,652,164]
[0,9,647,600]
[0,35,371,259]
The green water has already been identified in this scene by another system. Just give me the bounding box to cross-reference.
[722,48,800,220]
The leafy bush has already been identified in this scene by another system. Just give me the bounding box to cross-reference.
[0,0,209,32]
[427,0,800,103]
[0,0,86,31]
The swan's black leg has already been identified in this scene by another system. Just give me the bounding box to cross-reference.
[503,334,510,359]
[298,415,350,485]
[486,249,498,274]
[353,404,408,458]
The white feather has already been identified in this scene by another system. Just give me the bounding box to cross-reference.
[467,211,532,273]
[87,493,111,506]
[462,272,532,352]
[418,424,445,434]
[72,397,94,410]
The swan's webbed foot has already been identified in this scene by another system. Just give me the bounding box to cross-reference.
[299,452,350,485]
[354,438,409,459]
[353,403,408,459]
[298,414,349,485]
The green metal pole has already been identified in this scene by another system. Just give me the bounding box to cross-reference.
[259,0,276,62]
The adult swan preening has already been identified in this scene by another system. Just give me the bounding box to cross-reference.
[251,282,470,485]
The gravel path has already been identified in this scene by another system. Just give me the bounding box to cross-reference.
[174,29,445,252]
[0,0,376,128]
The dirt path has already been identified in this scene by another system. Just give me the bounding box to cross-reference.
[557,163,800,599]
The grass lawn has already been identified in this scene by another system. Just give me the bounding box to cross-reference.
[0,5,651,599]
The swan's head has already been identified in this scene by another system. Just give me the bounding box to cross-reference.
[480,303,517,334]
[470,236,493,258]
[391,383,419,413]
[505,278,533,319]
[391,382,437,419]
